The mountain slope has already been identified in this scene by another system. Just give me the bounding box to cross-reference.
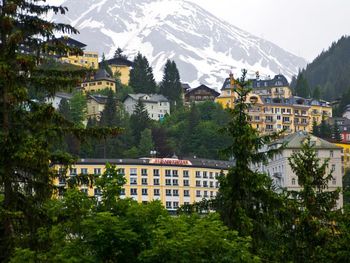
[54,0,306,88]
[292,36,350,101]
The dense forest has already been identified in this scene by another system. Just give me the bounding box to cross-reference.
[292,36,350,102]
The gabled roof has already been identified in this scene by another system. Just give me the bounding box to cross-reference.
[181,83,192,92]
[94,68,114,81]
[102,57,133,67]
[124,93,169,103]
[88,94,108,104]
[272,132,341,150]
[185,84,220,97]
[54,92,73,100]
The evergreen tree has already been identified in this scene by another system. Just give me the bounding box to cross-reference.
[100,53,113,77]
[282,137,340,262]
[129,53,157,94]
[138,128,155,157]
[160,60,183,109]
[130,99,151,143]
[100,89,117,127]
[58,98,72,121]
[332,122,342,142]
[312,120,320,137]
[114,47,127,59]
[319,117,332,139]
[294,72,310,98]
[0,0,88,260]
[312,86,321,100]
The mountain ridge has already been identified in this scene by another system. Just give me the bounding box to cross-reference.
[54,0,307,88]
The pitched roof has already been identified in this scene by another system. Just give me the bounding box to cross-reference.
[181,83,192,92]
[124,94,169,103]
[272,132,341,150]
[102,57,133,67]
[55,92,73,100]
[55,36,86,48]
[185,84,220,96]
[221,74,289,90]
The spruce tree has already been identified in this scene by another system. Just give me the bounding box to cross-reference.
[114,47,127,59]
[138,128,155,157]
[160,59,183,109]
[130,99,151,143]
[283,137,340,262]
[70,91,87,127]
[332,122,342,142]
[100,89,117,127]
[0,0,86,259]
[129,53,157,94]
[295,72,310,98]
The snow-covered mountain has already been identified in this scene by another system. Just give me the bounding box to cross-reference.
[53,0,307,89]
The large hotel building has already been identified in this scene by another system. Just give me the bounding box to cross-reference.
[56,157,233,211]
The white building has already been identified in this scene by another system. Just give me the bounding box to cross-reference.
[257,132,343,208]
[123,94,170,121]
[45,92,73,110]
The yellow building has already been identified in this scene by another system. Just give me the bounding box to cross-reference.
[101,57,133,86]
[81,69,116,93]
[215,74,332,135]
[56,37,99,69]
[335,143,350,174]
[55,157,232,211]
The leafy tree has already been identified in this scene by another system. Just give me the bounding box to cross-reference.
[281,137,340,262]
[151,127,173,157]
[70,91,87,126]
[138,129,155,157]
[100,89,117,127]
[129,52,157,94]
[130,99,151,143]
[160,59,183,109]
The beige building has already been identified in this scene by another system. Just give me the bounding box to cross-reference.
[256,132,343,208]
[55,157,232,212]
[87,94,114,120]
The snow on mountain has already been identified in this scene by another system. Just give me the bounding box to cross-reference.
[53,0,307,89]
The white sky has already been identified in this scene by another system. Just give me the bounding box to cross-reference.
[189,0,350,61]
[47,0,350,61]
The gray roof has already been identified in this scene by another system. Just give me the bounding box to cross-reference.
[272,132,341,150]
[94,68,114,81]
[55,92,73,100]
[221,74,289,90]
[101,57,133,67]
[185,84,220,97]
[125,93,169,103]
[75,157,233,170]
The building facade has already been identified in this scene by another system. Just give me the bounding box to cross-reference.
[256,132,343,208]
[184,84,220,105]
[81,69,116,93]
[55,157,232,211]
[215,74,332,135]
[123,94,170,121]
[101,57,133,86]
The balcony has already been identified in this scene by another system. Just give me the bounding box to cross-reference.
[265,118,276,123]
[282,120,292,124]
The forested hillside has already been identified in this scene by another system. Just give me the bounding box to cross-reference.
[292,36,350,101]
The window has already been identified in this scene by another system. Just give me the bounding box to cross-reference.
[142,189,148,196]
[165,170,171,177]
[209,172,213,179]
[196,180,201,187]
[154,189,160,196]
[142,178,148,185]
[184,202,190,205]
[58,176,66,185]
[210,191,214,197]
[94,168,101,175]
[118,168,125,175]
[81,188,88,195]
[81,168,88,174]
[332,164,336,171]
[292,178,296,185]
[203,171,208,178]
[184,190,190,196]
[195,171,201,178]
[172,170,178,177]
[141,169,147,176]
[166,189,172,196]
[173,202,179,208]
[166,202,172,208]
[330,151,334,158]
[153,169,159,176]
[204,191,208,198]
[183,170,189,177]
[120,189,125,195]
[215,182,219,188]
[332,177,336,185]
[130,188,137,195]
[183,180,189,186]
[173,190,179,196]
[94,188,102,196]
[166,179,171,185]
[196,190,201,197]
[215,172,219,178]
[172,179,178,186]
[130,178,137,185]
[210,181,214,188]
[203,181,208,187]
[130,168,137,176]
[153,178,160,185]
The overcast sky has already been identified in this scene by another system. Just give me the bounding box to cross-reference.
[189,0,350,61]
[47,0,350,62]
